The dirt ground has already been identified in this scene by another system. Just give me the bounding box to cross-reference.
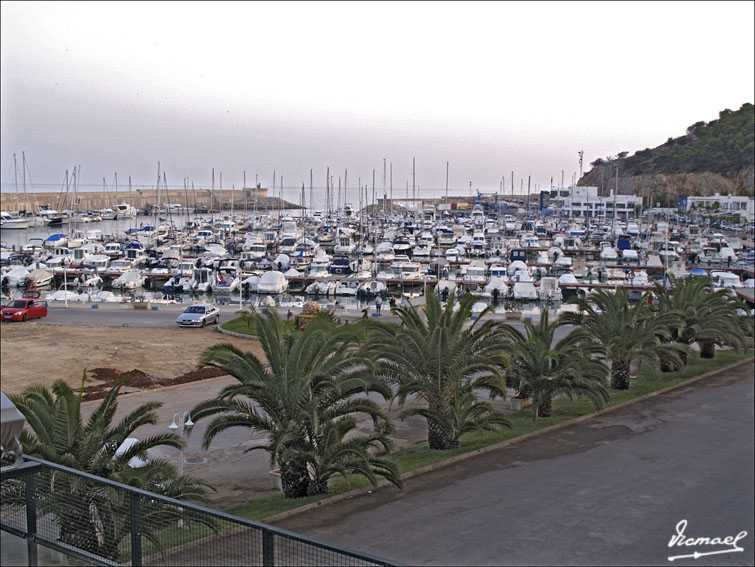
[0,322,265,397]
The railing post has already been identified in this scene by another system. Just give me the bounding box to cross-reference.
[129,492,142,567]
[262,528,274,566]
[24,473,37,567]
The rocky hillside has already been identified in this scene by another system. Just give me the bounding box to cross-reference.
[579,103,754,201]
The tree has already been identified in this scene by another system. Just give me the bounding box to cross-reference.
[502,310,609,421]
[561,288,684,389]
[5,373,215,561]
[368,292,510,450]
[653,275,745,364]
[190,308,401,498]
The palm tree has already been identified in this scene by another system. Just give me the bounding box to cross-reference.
[190,308,401,498]
[368,292,511,450]
[653,275,745,366]
[6,373,215,561]
[502,310,609,421]
[561,287,683,389]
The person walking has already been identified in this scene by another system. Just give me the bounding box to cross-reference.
[375,295,382,315]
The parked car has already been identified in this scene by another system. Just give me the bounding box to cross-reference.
[176,303,220,327]
[1,297,48,322]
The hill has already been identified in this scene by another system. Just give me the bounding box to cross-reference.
[579,103,754,201]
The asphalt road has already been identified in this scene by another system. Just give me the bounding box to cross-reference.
[274,362,755,567]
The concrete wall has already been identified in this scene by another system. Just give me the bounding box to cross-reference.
[1,188,269,213]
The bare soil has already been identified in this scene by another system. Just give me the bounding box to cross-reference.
[0,322,264,398]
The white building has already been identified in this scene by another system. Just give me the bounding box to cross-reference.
[683,193,754,222]
[550,186,642,219]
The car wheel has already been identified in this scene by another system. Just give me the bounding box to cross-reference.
[202,319,206,327]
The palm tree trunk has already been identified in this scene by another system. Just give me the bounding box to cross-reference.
[610,360,631,390]
[428,420,458,450]
[537,397,552,418]
[280,459,311,498]
[660,357,678,372]
[679,350,689,367]
[699,340,716,359]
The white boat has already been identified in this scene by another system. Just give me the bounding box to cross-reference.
[192,267,212,293]
[111,270,145,290]
[91,290,124,303]
[1,267,30,287]
[538,277,562,302]
[306,280,336,295]
[257,271,288,294]
[462,261,487,288]
[356,279,386,298]
[710,271,742,289]
[272,254,290,272]
[512,281,538,301]
[0,214,31,230]
[334,278,360,296]
[211,267,239,294]
[116,203,137,218]
[481,277,508,300]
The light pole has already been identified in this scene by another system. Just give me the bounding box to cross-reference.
[169,412,193,477]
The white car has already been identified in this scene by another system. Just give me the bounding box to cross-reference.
[176,303,220,327]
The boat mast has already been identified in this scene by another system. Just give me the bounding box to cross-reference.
[445,161,449,207]
[13,153,19,212]
[154,162,161,237]
[128,175,134,231]
[22,151,28,215]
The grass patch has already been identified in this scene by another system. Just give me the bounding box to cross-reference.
[219,318,257,335]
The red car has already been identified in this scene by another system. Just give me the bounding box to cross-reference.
[1,297,48,322]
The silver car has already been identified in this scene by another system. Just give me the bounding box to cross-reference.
[176,303,220,327]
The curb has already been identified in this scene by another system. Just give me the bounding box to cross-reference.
[262,355,754,524]
[217,326,258,340]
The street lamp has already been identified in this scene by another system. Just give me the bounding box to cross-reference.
[169,412,193,477]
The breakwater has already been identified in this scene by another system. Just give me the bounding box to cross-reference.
[1,188,302,213]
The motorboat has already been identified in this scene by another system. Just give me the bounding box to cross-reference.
[512,281,538,301]
[538,277,562,302]
[334,278,360,296]
[257,270,288,294]
[356,279,386,298]
[111,270,145,290]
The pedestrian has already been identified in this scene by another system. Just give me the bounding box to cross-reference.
[375,295,382,315]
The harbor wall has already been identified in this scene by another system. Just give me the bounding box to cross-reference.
[0,187,307,213]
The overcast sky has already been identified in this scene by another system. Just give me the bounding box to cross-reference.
[1,0,753,198]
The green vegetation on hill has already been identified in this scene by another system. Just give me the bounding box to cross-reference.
[590,103,754,177]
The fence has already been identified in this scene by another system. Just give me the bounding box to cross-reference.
[1,456,398,566]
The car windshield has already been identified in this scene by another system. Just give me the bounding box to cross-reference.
[185,306,205,314]
[7,300,27,308]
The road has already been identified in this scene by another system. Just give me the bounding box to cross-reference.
[274,362,755,566]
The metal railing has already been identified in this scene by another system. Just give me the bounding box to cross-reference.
[1,456,398,566]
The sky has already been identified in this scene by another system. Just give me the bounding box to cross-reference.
[1,0,754,201]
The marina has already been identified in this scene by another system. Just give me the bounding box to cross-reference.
[2,193,754,314]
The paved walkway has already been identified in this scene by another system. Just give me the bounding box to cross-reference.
[272,361,755,566]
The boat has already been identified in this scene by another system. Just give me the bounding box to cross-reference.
[356,279,386,298]
[0,213,31,230]
[256,270,288,294]
[512,281,538,301]
[538,277,562,302]
[111,270,145,290]
[211,266,240,295]
[334,278,360,296]
[481,277,508,301]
